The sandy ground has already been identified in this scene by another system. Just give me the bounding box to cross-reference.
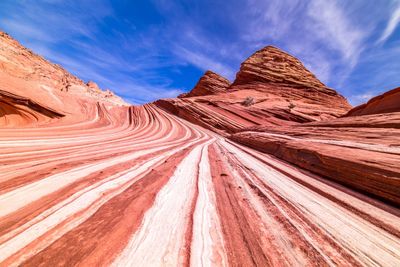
[0,104,399,267]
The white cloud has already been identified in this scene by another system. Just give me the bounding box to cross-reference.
[241,0,303,42]
[174,46,235,80]
[306,0,366,67]
[348,91,377,106]
[377,1,400,44]
[1,0,398,104]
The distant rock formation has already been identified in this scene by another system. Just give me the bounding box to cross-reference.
[86,81,101,92]
[232,46,326,90]
[346,87,400,116]
[0,31,128,126]
[156,45,351,135]
[179,70,230,98]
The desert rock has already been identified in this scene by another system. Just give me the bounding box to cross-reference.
[179,70,230,98]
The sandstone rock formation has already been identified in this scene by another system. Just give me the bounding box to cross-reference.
[232,46,327,90]
[0,31,127,127]
[179,70,230,98]
[231,112,400,205]
[86,80,101,91]
[1,31,400,266]
[156,45,351,135]
[156,45,400,208]
[346,87,400,116]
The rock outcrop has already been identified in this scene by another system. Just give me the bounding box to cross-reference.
[179,70,230,98]
[232,46,326,90]
[0,31,128,127]
[156,45,400,207]
[86,81,101,91]
[156,45,351,135]
[346,87,400,116]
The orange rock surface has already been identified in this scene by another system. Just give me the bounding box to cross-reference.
[0,31,128,127]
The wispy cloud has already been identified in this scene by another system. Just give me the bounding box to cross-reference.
[377,1,400,44]
[306,0,366,67]
[0,0,398,104]
[348,91,377,106]
[174,46,235,80]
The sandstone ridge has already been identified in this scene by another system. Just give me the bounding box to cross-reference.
[346,87,400,117]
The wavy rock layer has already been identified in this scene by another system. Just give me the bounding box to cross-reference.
[1,104,400,266]
[231,112,400,205]
[157,46,351,135]
[1,32,400,266]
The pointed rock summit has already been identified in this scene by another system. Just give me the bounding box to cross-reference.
[232,46,327,91]
[179,70,230,98]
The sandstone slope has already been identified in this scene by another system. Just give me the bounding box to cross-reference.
[231,111,400,205]
[0,31,128,127]
[157,45,400,207]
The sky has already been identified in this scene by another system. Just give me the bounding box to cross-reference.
[0,0,399,105]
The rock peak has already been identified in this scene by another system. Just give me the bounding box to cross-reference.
[179,70,230,98]
[232,45,327,90]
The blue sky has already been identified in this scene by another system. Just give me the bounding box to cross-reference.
[0,0,399,105]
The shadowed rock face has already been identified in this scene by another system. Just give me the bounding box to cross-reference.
[346,87,400,116]
[1,31,400,266]
[179,70,230,98]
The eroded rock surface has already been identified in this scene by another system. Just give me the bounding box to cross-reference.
[156,45,351,135]
[232,46,327,90]
[0,31,128,127]
[231,112,400,205]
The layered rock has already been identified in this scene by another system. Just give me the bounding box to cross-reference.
[346,87,400,116]
[179,70,230,98]
[231,112,400,205]
[156,45,351,135]
[156,45,400,207]
[0,31,127,127]
[0,89,64,126]
[232,46,326,90]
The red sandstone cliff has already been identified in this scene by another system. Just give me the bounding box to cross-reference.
[156,45,400,206]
